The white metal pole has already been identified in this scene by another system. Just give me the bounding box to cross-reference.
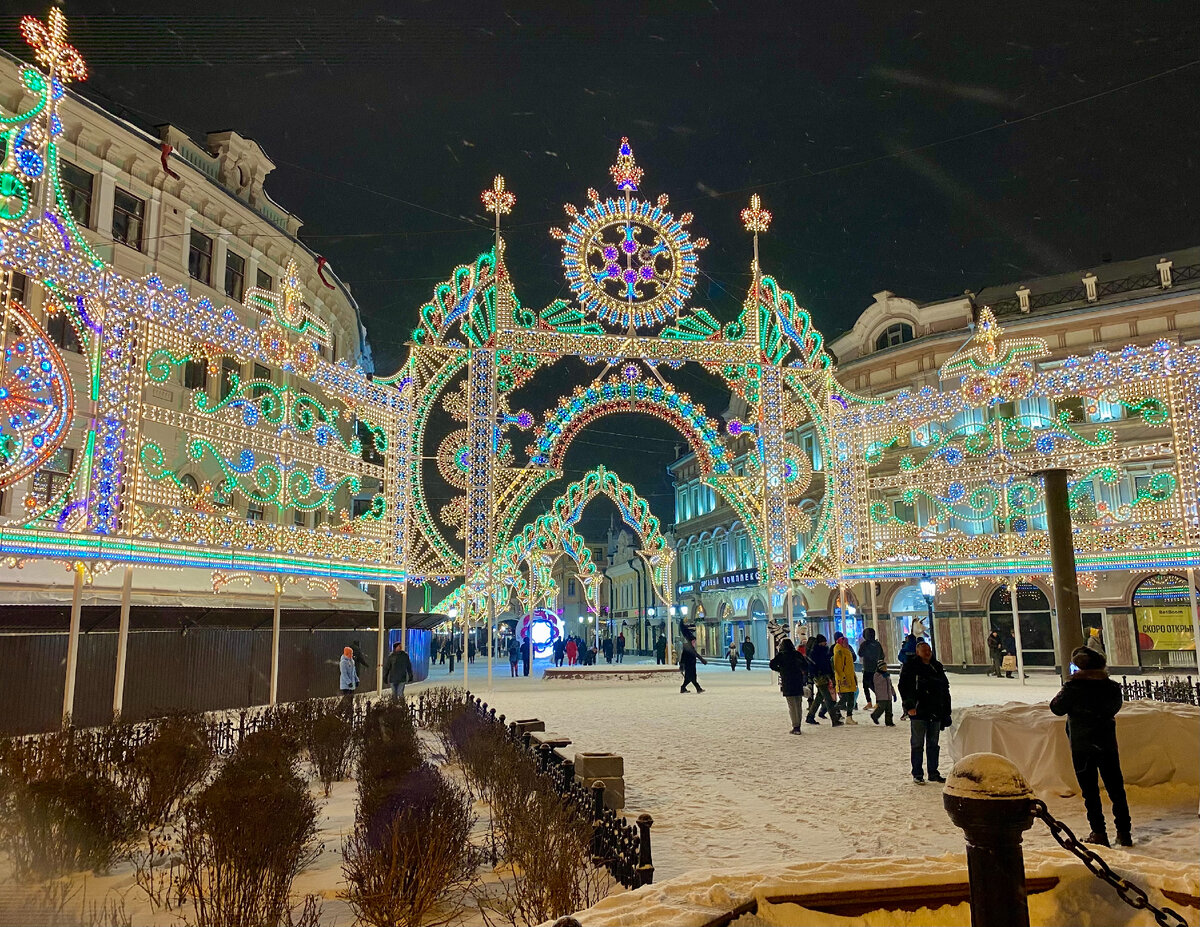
[400,583,408,662]
[376,583,386,694]
[1008,577,1027,686]
[487,593,495,690]
[62,565,83,727]
[462,605,470,687]
[269,582,282,705]
[1187,568,1200,672]
[112,565,133,718]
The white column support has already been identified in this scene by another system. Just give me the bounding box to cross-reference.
[1187,568,1200,672]
[112,565,133,718]
[376,583,387,694]
[269,581,282,705]
[487,592,495,690]
[62,565,83,727]
[1007,577,1027,686]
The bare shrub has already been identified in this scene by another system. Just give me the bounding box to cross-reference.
[179,738,319,927]
[342,763,476,927]
[307,710,357,797]
[127,712,214,829]
[356,699,422,827]
[0,730,138,878]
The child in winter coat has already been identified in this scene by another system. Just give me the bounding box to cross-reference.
[869,659,897,726]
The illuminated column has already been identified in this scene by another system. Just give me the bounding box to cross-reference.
[376,583,386,694]
[759,363,790,670]
[1007,577,1027,685]
[269,579,282,705]
[62,565,83,726]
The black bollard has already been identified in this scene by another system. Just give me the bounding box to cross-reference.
[943,753,1035,927]
[636,813,655,886]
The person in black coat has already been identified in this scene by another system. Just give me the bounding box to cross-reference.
[1049,647,1131,847]
[857,627,885,708]
[521,636,531,676]
[679,631,706,693]
[741,635,756,670]
[769,638,810,734]
[804,634,843,726]
[987,630,1004,677]
[602,637,614,664]
[898,642,951,783]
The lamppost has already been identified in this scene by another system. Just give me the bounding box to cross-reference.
[919,574,937,661]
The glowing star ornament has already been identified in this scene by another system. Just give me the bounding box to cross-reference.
[20,7,87,82]
[741,194,772,234]
[610,137,643,192]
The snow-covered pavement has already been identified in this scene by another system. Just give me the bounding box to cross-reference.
[413,658,1200,883]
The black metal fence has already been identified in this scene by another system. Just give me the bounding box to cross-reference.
[413,690,655,890]
[1119,675,1199,706]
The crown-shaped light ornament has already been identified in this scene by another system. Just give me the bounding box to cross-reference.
[741,194,772,234]
[609,137,643,192]
[20,8,86,82]
[481,174,516,217]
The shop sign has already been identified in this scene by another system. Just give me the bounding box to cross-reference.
[676,581,697,596]
[1135,606,1196,651]
[699,568,759,591]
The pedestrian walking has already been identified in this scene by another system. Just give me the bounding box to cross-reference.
[727,641,738,671]
[741,635,755,670]
[438,640,447,665]
[898,641,951,783]
[383,641,414,700]
[1049,646,1131,847]
[769,638,809,733]
[553,637,565,667]
[565,637,578,666]
[654,635,667,665]
[834,634,859,724]
[521,636,531,676]
[467,639,476,663]
[804,635,843,726]
[602,636,614,664]
[987,629,1004,677]
[338,646,358,718]
[857,628,885,708]
[679,630,706,693]
[616,632,626,663]
[869,660,897,725]
[447,644,455,673]
[507,636,520,677]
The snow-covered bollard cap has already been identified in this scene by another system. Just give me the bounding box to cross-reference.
[944,752,1034,801]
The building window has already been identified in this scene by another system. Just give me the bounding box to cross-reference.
[184,359,207,390]
[352,498,372,518]
[47,313,81,352]
[256,268,273,291]
[224,250,245,302]
[6,271,27,304]
[875,322,914,351]
[59,161,93,228]
[293,509,308,527]
[252,363,270,383]
[568,578,576,597]
[111,187,144,250]
[31,447,74,504]
[189,230,213,284]
[246,502,265,521]
[220,358,240,397]
[1054,397,1086,423]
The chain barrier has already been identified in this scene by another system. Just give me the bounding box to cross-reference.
[1030,799,1188,927]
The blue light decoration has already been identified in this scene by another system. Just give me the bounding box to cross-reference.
[518,607,563,658]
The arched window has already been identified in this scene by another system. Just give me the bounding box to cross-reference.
[988,584,1055,666]
[875,322,914,351]
[180,473,199,495]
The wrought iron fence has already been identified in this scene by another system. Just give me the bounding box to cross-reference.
[1119,675,1199,706]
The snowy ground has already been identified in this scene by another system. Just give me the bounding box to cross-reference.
[414,657,1200,885]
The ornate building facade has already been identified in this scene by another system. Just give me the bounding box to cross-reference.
[670,246,1200,671]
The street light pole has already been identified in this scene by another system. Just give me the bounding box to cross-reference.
[920,574,938,662]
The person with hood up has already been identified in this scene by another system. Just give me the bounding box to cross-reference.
[857,627,885,709]
[1049,646,1131,847]
[727,641,739,671]
[769,638,810,733]
[565,637,578,666]
[741,635,756,670]
[507,636,520,677]
[869,659,897,725]
[616,631,626,663]
[678,628,707,693]
[382,641,413,700]
[338,646,358,718]
[521,635,531,676]
[804,635,843,726]
[833,633,859,724]
[898,633,919,665]
[898,641,951,783]
[987,629,1004,677]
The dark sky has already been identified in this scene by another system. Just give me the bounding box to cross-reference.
[7,1,1199,542]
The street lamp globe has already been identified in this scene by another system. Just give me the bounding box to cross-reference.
[680,605,689,616]
[448,606,460,620]
[647,607,656,617]
[919,575,936,602]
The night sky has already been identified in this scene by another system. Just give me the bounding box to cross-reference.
[6,1,1198,541]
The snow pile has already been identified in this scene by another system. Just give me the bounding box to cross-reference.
[948,700,1200,796]
[550,849,1199,927]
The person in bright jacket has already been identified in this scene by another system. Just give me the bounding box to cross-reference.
[898,641,951,783]
[1049,646,1131,847]
[833,634,859,724]
[338,646,358,718]
[857,628,885,708]
[382,641,413,700]
[769,638,809,734]
[804,635,843,726]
